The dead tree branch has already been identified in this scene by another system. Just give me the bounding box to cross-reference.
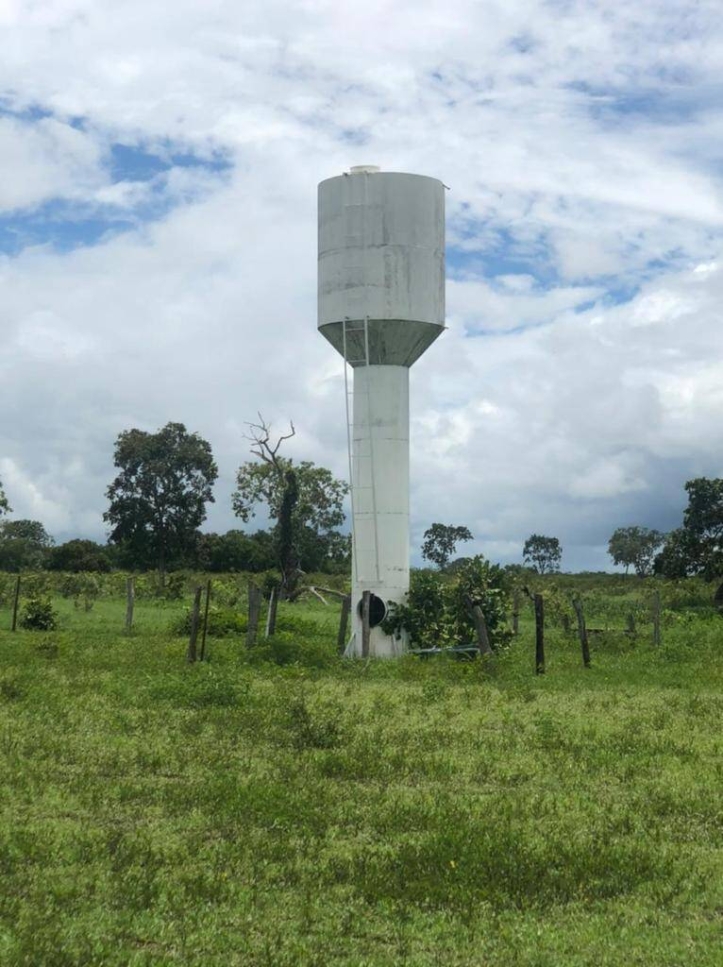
[313,586,350,601]
[244,414,295,471]
[287,585,330,606]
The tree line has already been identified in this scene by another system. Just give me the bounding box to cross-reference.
[420,477,723,582]
[599,479,723,581]
[0,420,349,587]
[2,422,723,584]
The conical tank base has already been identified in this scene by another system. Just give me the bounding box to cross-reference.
[319,318,444,368]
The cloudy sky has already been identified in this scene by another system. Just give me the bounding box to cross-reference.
[2,0,723,570]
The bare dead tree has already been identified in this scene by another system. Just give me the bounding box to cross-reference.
[243,415,301,599]
[244,414,295,470]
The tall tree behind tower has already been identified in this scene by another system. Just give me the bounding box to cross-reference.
[104,422,218,577]
[233,416,348,596]
[0,478,10,517]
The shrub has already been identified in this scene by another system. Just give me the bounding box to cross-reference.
[449,556,512,646]
[172,606,247,638]
[0,574,15,607]
[382,555,511,651]
[260,570,281,600]
[161,572,187,600]
[382,570,452,649]
[58,573,100,610]
[19,594,58,631]
[19,573,51,598]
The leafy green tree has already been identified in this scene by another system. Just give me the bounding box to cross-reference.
[655,478,723,580]
[0,519,54,571]
[421,523,474,570]
[104,422,218,577]
[298,529,352,574]
[277,466,299,590]
[46,539,112,573]
[654,528,696,579]
[607,526,665,577]
[0,478,9,517]
[232,418,348,592]
[233,460,347,550]
[523,534,562,574]
[195,529,276,572]
[680,478,723,579]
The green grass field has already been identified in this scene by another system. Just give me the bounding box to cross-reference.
[2,584,723,965]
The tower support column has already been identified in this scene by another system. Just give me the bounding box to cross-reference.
[346,364,409,657]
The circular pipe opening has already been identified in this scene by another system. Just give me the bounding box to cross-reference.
[358,593,387,628]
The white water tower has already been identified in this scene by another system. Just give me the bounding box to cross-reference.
[318,165,445,657]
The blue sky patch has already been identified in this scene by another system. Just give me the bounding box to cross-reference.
[566,80,703,126]
[0,112,233,255]
[0,200,137,255]
[108,142,231,182]
[448,222,558,287]
[0,99,53,122]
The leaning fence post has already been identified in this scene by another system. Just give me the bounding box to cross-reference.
[264,587,278,639]
[512,589,520,635]
[534,593,545,675]
[465,594,493,658]
[472,605,494,662]
[186,585,203,663]
[11,575,21,632]
[247,582,262,648]
[361,590,371,658]
[652,590,662,647]
[199,579,212,661]
[125,576,135,633]
[337,594,351,654]
[572,596,591,668]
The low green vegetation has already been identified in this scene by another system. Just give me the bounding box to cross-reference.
[382,557,511,650]
[1,575,723,965]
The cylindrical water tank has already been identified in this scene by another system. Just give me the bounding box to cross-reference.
[318,168,445,367]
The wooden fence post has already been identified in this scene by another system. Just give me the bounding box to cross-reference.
[361,591,371,658]
[337,594,351,654]
[11,575,21,632]
[186,586,203,663]
[652,591,662,647]
[247,582,262,648]
[125,577,135,633]
[626,613,636,636]
[199,579,211,661]
[264,587,278,639]
[572,597,591,668]
[465,594,493,658]
[472,605,493,660]
[534,593,545,675]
